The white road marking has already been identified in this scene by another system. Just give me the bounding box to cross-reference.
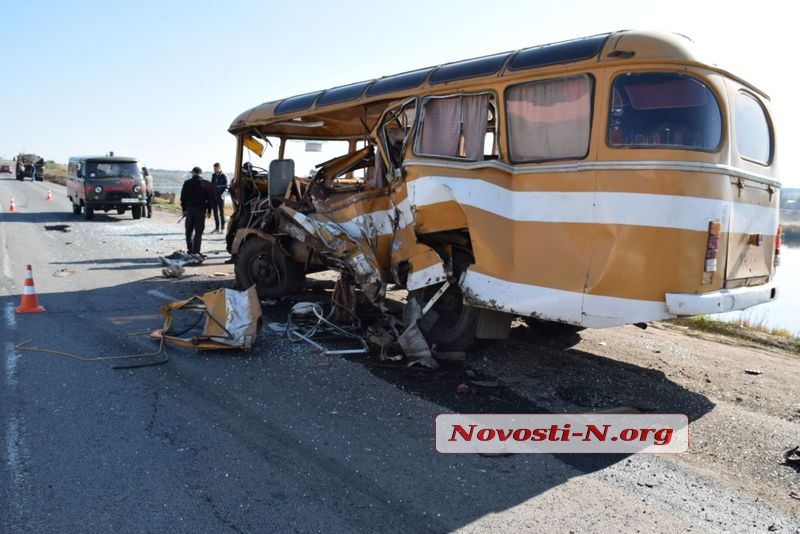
[5,413,22,485]
[4,340,18,389]
[147,289,177,301]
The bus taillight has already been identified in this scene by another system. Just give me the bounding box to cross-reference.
[702,220,722,285]
[775,226,783,267]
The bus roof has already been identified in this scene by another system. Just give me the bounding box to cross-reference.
[229,29,760,139]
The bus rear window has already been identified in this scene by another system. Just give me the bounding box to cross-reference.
[609,72,721,150]
[735,92,772,165]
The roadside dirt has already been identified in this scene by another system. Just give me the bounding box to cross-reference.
[466,320,800,522]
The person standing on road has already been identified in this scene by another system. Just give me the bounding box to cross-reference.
[180,166,214,255]
[142,166,154,218]
[210,162,228,233]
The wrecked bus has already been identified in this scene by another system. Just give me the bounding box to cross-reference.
[225,30,781,363]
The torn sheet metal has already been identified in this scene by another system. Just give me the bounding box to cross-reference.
[397,297,437,368]
[151,286,262,350]
[279,205,386,304]
[278,204,445,365]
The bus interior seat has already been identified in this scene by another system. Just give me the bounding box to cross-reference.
[268,159,295,198]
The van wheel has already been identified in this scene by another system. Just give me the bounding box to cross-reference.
[131,205,143,219]
[235,238,304,298]
[72,202,81,215]
[84,206,94,220]
[406,283,479,351]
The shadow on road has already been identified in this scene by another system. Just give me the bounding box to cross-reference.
[1,274,715,532]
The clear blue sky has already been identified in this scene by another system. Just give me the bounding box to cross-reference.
[2,0,796,186]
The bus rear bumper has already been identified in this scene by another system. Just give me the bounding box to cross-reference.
[665,282,778,316]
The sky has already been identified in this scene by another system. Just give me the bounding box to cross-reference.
[1,0,797,186]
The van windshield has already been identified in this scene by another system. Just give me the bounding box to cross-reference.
[86,162,139,178]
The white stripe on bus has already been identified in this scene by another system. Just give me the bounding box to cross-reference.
[408,176,777,235]
[461,270,671,328]
[406,262,448,291]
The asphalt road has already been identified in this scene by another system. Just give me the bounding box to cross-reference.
[1,177,798,533]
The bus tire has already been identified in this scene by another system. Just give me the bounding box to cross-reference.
[406,283,479,351]
[131,205,143,219]
[235,238,304,298]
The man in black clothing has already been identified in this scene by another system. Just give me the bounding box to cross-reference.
[180,166,214,255]
[210,162,228,233]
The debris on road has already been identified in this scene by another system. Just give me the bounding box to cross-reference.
[159,251,205,278]
[470,380,499,388]
[15,338,166,366]
[151,286,262,350]
[267,301,369,356]
[782,446,800,468]
[744,368,764,375]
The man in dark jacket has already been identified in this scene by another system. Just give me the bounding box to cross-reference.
[210,162,228,233]
[180,166,214,255]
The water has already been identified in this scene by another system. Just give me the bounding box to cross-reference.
[710,243,800,335]
[151,170,192,194]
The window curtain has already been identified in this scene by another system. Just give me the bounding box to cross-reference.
[461,94,489,161]
[418,95,490,160]
[418,97,461,157]
[507,75,591,161]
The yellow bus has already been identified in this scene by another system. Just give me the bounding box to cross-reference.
[225,30,781,361]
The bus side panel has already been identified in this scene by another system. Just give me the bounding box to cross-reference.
[725,179,779,284]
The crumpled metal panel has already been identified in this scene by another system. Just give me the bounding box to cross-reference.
[279,205,386,304]
[152,286,262,350]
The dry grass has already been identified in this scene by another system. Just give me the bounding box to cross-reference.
[670,316,800,353]
[43,162,68,185]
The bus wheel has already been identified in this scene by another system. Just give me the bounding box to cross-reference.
[235,238,303,298]
[131,205,143,219]
[406,283,479,351]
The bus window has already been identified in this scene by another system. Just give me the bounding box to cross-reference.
[735,92,772,165]
[506,74,593,162]
[377,99,417,179]
[609,72,721,150]
[416,93,495,161]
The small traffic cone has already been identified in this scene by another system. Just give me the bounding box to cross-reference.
[9,197,17,212]
[15,264,45,314]
[46,190,52,201]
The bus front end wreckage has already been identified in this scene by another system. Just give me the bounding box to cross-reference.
[224,30,781,366]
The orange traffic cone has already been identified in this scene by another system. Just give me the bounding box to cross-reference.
[46,190,52,201]
[9,197,17,212]
[15,264,45,314]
